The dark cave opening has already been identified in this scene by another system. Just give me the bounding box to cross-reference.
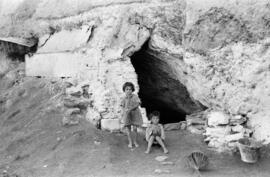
[142,97,187,124]
[130,41,188,124]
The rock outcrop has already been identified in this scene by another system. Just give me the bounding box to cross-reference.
[1,0,270,144]
[182,0,270,143]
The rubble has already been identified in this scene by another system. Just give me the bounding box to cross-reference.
[231,125,244,133]
[186,110,253,151]
[85,107,101,128]
[224,133,245,142]
[62,81,93,127]
[185,111,207,134]
[66,108,81,115]
[62,115,80,126]
[204,111,252,151]
[207,112,229,126]
[205,126,231,137]
[187,125,205,134]
[229,115,247,125]
[154,169,170,174]
[163,121,187,131]
[155,155,168,162]
[161,161,174,165]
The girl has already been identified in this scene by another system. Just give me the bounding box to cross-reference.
[145,111,168,154]
[120,82,143,148]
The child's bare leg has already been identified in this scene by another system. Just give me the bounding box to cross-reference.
[126,126,132,148]
[145,136,154,154]
[133,126,139,147]
[155,136,168,153]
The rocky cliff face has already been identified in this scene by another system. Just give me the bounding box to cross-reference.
[0,0,270,143]
[182,0,270,143]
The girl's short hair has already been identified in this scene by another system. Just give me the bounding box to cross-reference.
[122,82,135,92]
[149,111,160,119]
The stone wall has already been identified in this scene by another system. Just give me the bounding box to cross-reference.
[23,2,154,130]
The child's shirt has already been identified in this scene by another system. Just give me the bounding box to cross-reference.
[145,123,165,141]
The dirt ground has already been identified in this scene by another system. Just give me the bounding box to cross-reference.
[1,115,270,177]
[1,75,270,177]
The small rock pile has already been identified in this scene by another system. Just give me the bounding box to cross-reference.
[154,155,174,174]
[186,111,208,134]
[185,110,253,152]
[62,81,92,126]
[204,111,252,151]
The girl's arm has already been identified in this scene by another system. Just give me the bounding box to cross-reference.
[127,102,140,111]
[127,95,141,112]
[160,124,165,140]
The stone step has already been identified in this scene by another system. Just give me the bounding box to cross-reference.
[101,119,121,132]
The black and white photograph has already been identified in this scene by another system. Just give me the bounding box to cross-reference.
[0,0,270,176]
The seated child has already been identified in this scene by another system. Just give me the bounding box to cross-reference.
[145,111,168,154]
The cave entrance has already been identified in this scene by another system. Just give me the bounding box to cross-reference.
[130,40,199,124]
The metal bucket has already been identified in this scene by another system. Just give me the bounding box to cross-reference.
[238,138,260,163]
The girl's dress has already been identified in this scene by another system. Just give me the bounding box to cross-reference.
[120,93,143,127]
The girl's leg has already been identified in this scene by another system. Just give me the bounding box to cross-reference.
[145,136,154,154]
[133,126,139,147]
[155,136,169,153]
[126,126,132,148]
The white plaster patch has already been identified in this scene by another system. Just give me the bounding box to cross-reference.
[38,26,91,53]
[25,52,89,77]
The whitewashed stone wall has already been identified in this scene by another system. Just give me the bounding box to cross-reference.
[25,8,152,130]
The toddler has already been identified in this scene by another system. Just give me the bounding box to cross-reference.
[145,111,168,154]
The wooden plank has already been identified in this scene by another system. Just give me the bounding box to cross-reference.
[0,37,37,48]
